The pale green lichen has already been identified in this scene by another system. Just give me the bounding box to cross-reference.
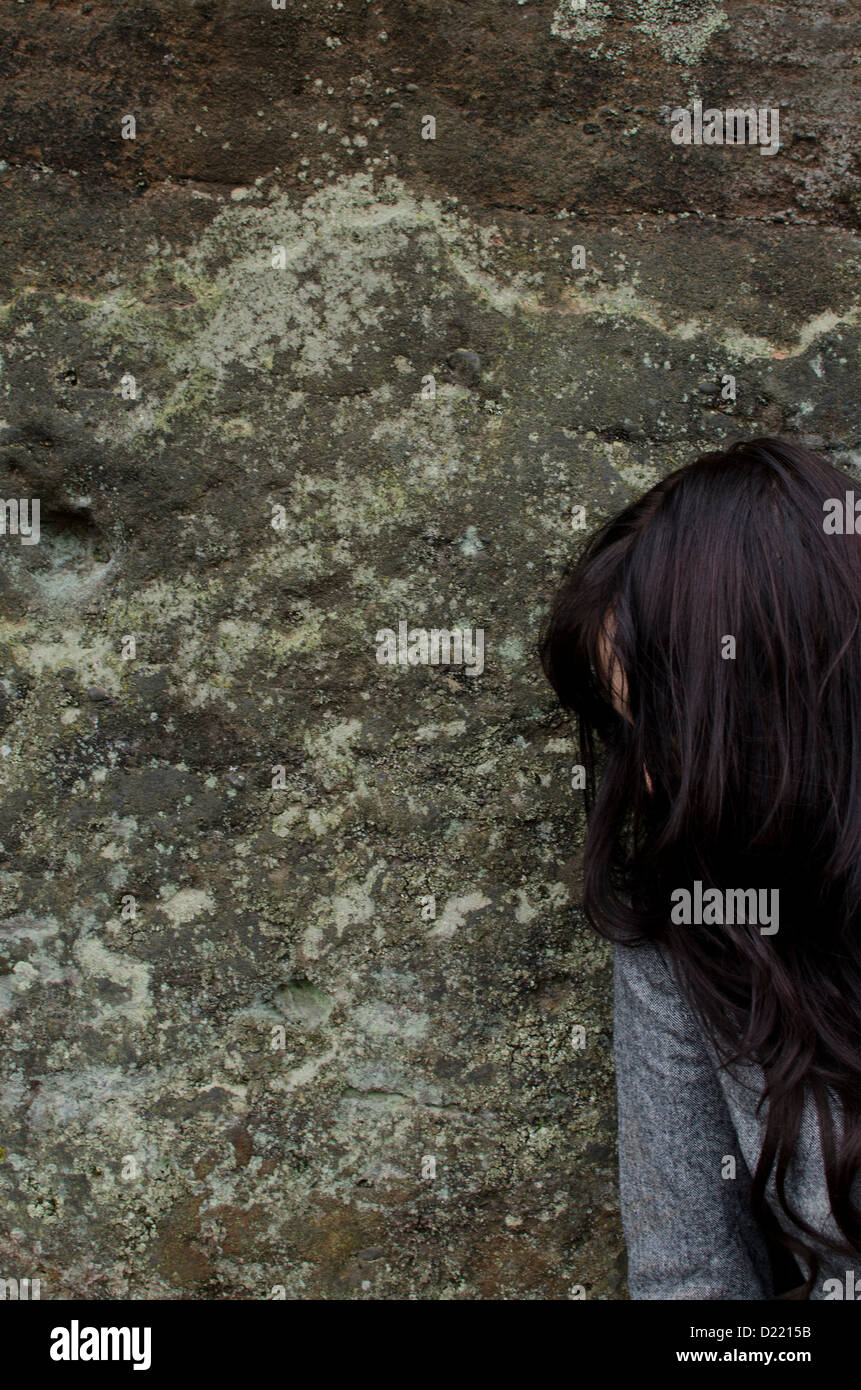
[551,0,728,67]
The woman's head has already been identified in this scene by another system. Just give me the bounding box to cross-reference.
[542,436,861,935]
[541,436,861,1283]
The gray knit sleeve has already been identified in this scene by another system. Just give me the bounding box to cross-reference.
[613,939,775,1299]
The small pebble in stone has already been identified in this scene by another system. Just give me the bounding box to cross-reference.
[446,349,482,386]
[86,686,111,702]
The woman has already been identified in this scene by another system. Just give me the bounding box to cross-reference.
[540,437,861,1300]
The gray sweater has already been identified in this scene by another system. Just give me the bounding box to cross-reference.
[613,939,861,1300]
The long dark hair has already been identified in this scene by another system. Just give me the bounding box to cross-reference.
[540,437,861,1292]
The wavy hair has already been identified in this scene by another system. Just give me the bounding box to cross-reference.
[540,437,861,1293]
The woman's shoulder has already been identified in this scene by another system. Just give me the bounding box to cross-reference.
[612,934,708,1050]
[612,934,682,1000]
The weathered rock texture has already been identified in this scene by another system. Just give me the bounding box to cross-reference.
[0,0,858,1299]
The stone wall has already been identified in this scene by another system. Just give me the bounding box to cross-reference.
[0,0,857,1298]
